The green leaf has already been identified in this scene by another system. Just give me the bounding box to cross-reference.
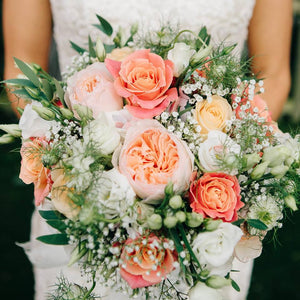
[104,43,115,54]
[53,78,65,104]
[11,89,34,100]
[95,14,113,36]
[13,57,40,87]
[39,210,60,220]
[88,35,97,58]
[2,78,36,88]
[41,79,53,101]
[231,279,240,292]
[70,41,86,54]
[232,219,245,226]
[46,220,67,232]
[37,233,68,245]
[247,219,268,230]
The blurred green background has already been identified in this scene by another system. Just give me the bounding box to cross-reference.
[1,1,300,299]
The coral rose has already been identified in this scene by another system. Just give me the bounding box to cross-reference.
[51,169,81,219]
[19,138,52,206]
[105,49,178,119]
[118,119,194,203]
[189,172,244,222]
[120,235,177,288]
[193,95,232,134]
[65,62,123,117]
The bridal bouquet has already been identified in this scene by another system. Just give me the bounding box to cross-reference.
[1,16,300,299]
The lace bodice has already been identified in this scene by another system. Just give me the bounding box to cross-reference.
[50,0,256,73]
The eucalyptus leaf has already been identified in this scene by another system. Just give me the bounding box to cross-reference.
[231,279,240,292]
[37,233,68,245]
[2,78,36,88]
[41,79,53,101]
[70,41,86,54]
[247,219,268,230]
[95,14,113,36]
[232,219,245,226]
[39,210,60,220]
[14,57,40,87]
[11,89,34,100]
[53,78,65,105]
[88,35,97,58]
[104,43,115,54]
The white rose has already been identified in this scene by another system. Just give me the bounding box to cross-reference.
[95,168,136,218]
[198,130,240,174]
[188,282,222,300]
[83,112,120,155]
[192,223,243,276]
[167,43,195,77]
[19,101,58,139]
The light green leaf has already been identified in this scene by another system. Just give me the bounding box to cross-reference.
[41,79,53,101]
[70,41,86,54]
[14,57,40,87]
[2,78,36,88]
[88,35,97,58]
[53,78,65,105]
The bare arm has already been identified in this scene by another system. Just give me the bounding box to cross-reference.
[3,0,52,116]
[248,0,293,120]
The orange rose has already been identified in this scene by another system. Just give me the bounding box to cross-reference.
[120,235,177,288]
[51,169,81,219]
[105,49,178,119]
[19,138,52,206]
[189,172,244,222]
[193,95,232,134]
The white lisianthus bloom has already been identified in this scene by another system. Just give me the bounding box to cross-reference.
[167,43,195,77]
[275,132,300,163]
[192,223,243,276]
[19,101,58,139]
[94,168,136,219]
[198,130,241,174]
[83,112,120,155]
[188,282,222,300]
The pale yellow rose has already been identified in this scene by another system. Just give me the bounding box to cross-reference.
[106,47,134,61]
[51,169,81,219]
[194,95,232,134]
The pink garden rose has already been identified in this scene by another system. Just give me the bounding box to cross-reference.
[120,235,177,289]
[105,49,178,119]
[189,172,244,222]
[65,62,123,117]
[19,138,52,206]
[118,119,194,203]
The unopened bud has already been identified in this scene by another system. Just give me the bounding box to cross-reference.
[96,37,106,62]
[284,195,298,211]
[60,107,74,120]
[0,133,14,144]
[163,216,178,229]
[79,204,97,225]
[41,100,51,107]
[250,161,269,180]
[186,212,203,228]
[190,45,212,65]
[169,195,183,209]
[262,145,292,168]
[221,44,237,56]
[73,104,93,121]
[68,243,88,267]
[164,181,174,196]
[147,214,163,230]
[41,153,59,167]
[32,105,56,121]
[175,211,186,223]
[243,153,261,170]
[206,275,231,289]
[200,269,210,278]
[270,164,289,179]
[25,87,40,99]
[0,124,21,137]
[130,23,138,36]
[204,219,222,231]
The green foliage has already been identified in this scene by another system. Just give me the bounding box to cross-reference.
[247,219,268,230]
[37,233,69,245]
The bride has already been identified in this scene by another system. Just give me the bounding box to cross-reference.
[3,0,293,299]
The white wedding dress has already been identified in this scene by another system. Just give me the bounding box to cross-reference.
[25,0,257,299]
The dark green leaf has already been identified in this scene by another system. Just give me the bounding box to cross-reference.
[14,57,40,87]
[39,210,60,220]
[46,220,67,232]
[104,43,115,54]
[88,35,97,58]
[247,219,268,230]
[231,279,240,292]
[37,233,68,245]
[41,79,53,101]
[2,78,36,88]
[232,219,245,226]
[70,41,86,54]
[11,89,34,100]
[95,14,113,36]
[53,78,65,105]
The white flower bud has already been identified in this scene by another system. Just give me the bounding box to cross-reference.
[163,216,178,228]
[73,104,93,121]
[186,212,203,228]
[188,282,222,300]
[204,219,222,231]
[284,195,298,211]
[270,164,289,179]
[206,275,231,289]
[0,124,21,137]
[243,153,261,170]
[169,195,183,209]
[60,107,74,120]
[96,37,106,62]
[175,211,186,223]
[147,214,163,230]
[190,45,212,66]
[262,145,292,168]
[31,105,56,121]
[250,161,269,180]
[0,133,15,144]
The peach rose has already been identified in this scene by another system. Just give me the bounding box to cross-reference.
[189,172,244,222]
[105,49,178,119]
[51,169,81,219]
[118,119,194,203]
[120,235,177,288]
[106,47,134,61]
[19,138,52,206]
[193,95,232,134]
[65,62,123,117]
